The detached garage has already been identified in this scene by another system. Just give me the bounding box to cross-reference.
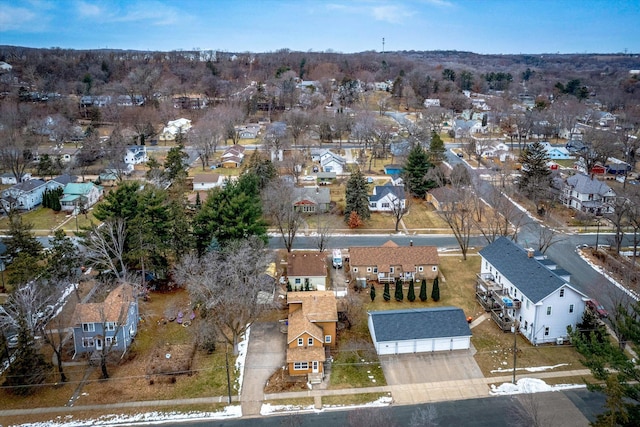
[368,307,472,355]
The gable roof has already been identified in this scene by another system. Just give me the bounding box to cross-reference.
[369,185,405,202]
[193,173,222,184]
[369,307,471,342]
[287,252,327,278]
[63,182,98,196]
[51,174,78,185]
[9,179,46,193]
[478,237,585,303]
[287,309,324,344]
[349,241,439,271]
[287,291,337,322]
[292,187,330,206]
[566,174,614,196]
[72,283,135,325]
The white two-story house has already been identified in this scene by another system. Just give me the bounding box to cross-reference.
[368,185,406,212]
[477,237,588,345]
[561,174,616,215]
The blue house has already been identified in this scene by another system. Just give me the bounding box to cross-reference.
[71,283,139,358]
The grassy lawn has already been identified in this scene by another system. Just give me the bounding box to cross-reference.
[402,198,450,230]
[322,392,390,407]
[0,207,100,236]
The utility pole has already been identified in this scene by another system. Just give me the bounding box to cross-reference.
[382,37,385,54]
[512,321,519,384]
[225,346,232,404]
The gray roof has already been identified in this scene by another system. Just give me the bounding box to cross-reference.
[369,307,471,342]
[11,179,46,192]
[566,174,613,196]
[478,237,569,303]
[293,186,331,205]
[369,185,405,202]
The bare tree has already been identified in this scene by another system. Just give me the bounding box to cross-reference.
[262,121,289,162]
[0,102,35,182]
[83,218,128,280]
[532,224,564,254]
[312,212,333,252]
[262,180,303,252]
[174,237,274,355]
[389,193,408,232]
[438,187,475,260]
[190,111,225,170]
[281,150,306,184]
[606,196,630,253]
[477,191,526,243]
[283,110,310,145]
[578,128,617,177]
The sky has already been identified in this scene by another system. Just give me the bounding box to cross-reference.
[0,0,639,55]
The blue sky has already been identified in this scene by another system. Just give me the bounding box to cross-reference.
[0,0,638,54]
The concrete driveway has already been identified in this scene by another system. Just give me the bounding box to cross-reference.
[240,322,286,416]
[379,345,484,385]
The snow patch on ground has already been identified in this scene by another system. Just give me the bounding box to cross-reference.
[490,378,585,395]
[17,406,242,426]
[260,395,393,416]
[490,363,568,373]
[577,249,640,301]
[234,327,250,394]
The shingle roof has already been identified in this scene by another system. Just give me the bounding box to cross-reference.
[292,187,330,206]
[11,179,46,193]
[369,185,405,202]
[478,237,569,303]
[287,291,337,322]
[287,309,324,344]
[287,252,327,278]
[369,307,471,342]
[286,345,326,363]
[349,241,439,272]
[566,174,613,196]
[72,283,135,325]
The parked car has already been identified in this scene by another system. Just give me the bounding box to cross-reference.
[302,175,316,182]
[7,335,18,348]
[586,299,609,318]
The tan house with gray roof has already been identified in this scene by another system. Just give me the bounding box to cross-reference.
[286,291,337,383]
[349,240,439,283]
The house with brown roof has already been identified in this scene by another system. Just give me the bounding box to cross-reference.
[221,145,246,168]
[349,240,439,283]
[287,251,328,291]
[427,187,460,211]
[286,291,337,383]
[70,283,139,358]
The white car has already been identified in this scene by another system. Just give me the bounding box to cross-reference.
[302,175,316,181]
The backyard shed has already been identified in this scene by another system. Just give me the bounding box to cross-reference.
[368,307,471,355]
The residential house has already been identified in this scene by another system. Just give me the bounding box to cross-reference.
[368,307,472,355]
[476,237,588,345]
[192,174,226,191]
[286,251,328,291]
[60,182,104,212]
[235,124,261,139]
[368,184,406,213]
[125,145,148,166]
[316,171,337,185]
[423,98,441,108]
[172,95,207,109]
[71,283,139,358]
[1,179,63,211]
[453,119,484,139]
[51,174,78,186]
[476,141,510,160]
[561,174,616,215]
[221,145,246,168]
[349,240,439,283]
[159,118,192,142]
[427,187,460,211]
[0,172,32,185]
[292,186,331,213]
[286,291,337,383]
[319,150,347,174]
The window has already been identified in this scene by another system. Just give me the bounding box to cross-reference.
[297,338,303,346]
[373,267,378,273]
[82,337,94,348]
[514,290,517,298]
[432,266,437,272]
[105,322,116,331]
[106,336,117,346]
[546,306,552,315]
[325,335,331,344]
[308,337,313,346]
[569,304,574,313]
[293,362,309,370]
[526,299,530,309]
[524,321,528,330]
[389,267,394,274]
[367,267,372,272]
[295,278,301,285]
[352,267,358,273]
[559,289,565,297]
[544,327,550,336]
[82,323,95,332]
[381,202,390,208]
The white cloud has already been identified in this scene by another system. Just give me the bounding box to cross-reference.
[0,5,38,32]
[73,0,187,26]
[371,5,414,24]
[75,0,106,18]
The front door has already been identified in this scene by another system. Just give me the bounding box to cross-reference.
[95,338,103,350]
[312,361,319,373]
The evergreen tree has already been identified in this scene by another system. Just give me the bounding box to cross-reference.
[402,144,435,198]
[195,191,201,208]
[518,141,551,212]
[431,277,440,302]
[383,282,391,301]
[93,180,141,221]
[419,279,428,302]
[394,277,404,302]
[164,145,189,181]
[287,281,292,292]
[429,131,446,163]
[2,318,52,395]
[407,279,416,302]
[344,168,370,222]
[370,284,376,301]
[4,214,43,259]
[304,278,310,291]
[51,192,61,212]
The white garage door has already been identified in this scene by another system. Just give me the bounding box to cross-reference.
[377,341,397,355]
[433,338,451,351]
[414,339,434,353]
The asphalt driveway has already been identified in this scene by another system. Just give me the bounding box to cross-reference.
[240,322,286,416]
[379,345,484,385]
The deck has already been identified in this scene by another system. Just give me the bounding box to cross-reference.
[475,273,520,332]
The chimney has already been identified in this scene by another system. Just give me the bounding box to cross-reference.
[527,248,534,258]
[409,240,413,246]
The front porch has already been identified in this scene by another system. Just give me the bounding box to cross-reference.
[475,273,520,332]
